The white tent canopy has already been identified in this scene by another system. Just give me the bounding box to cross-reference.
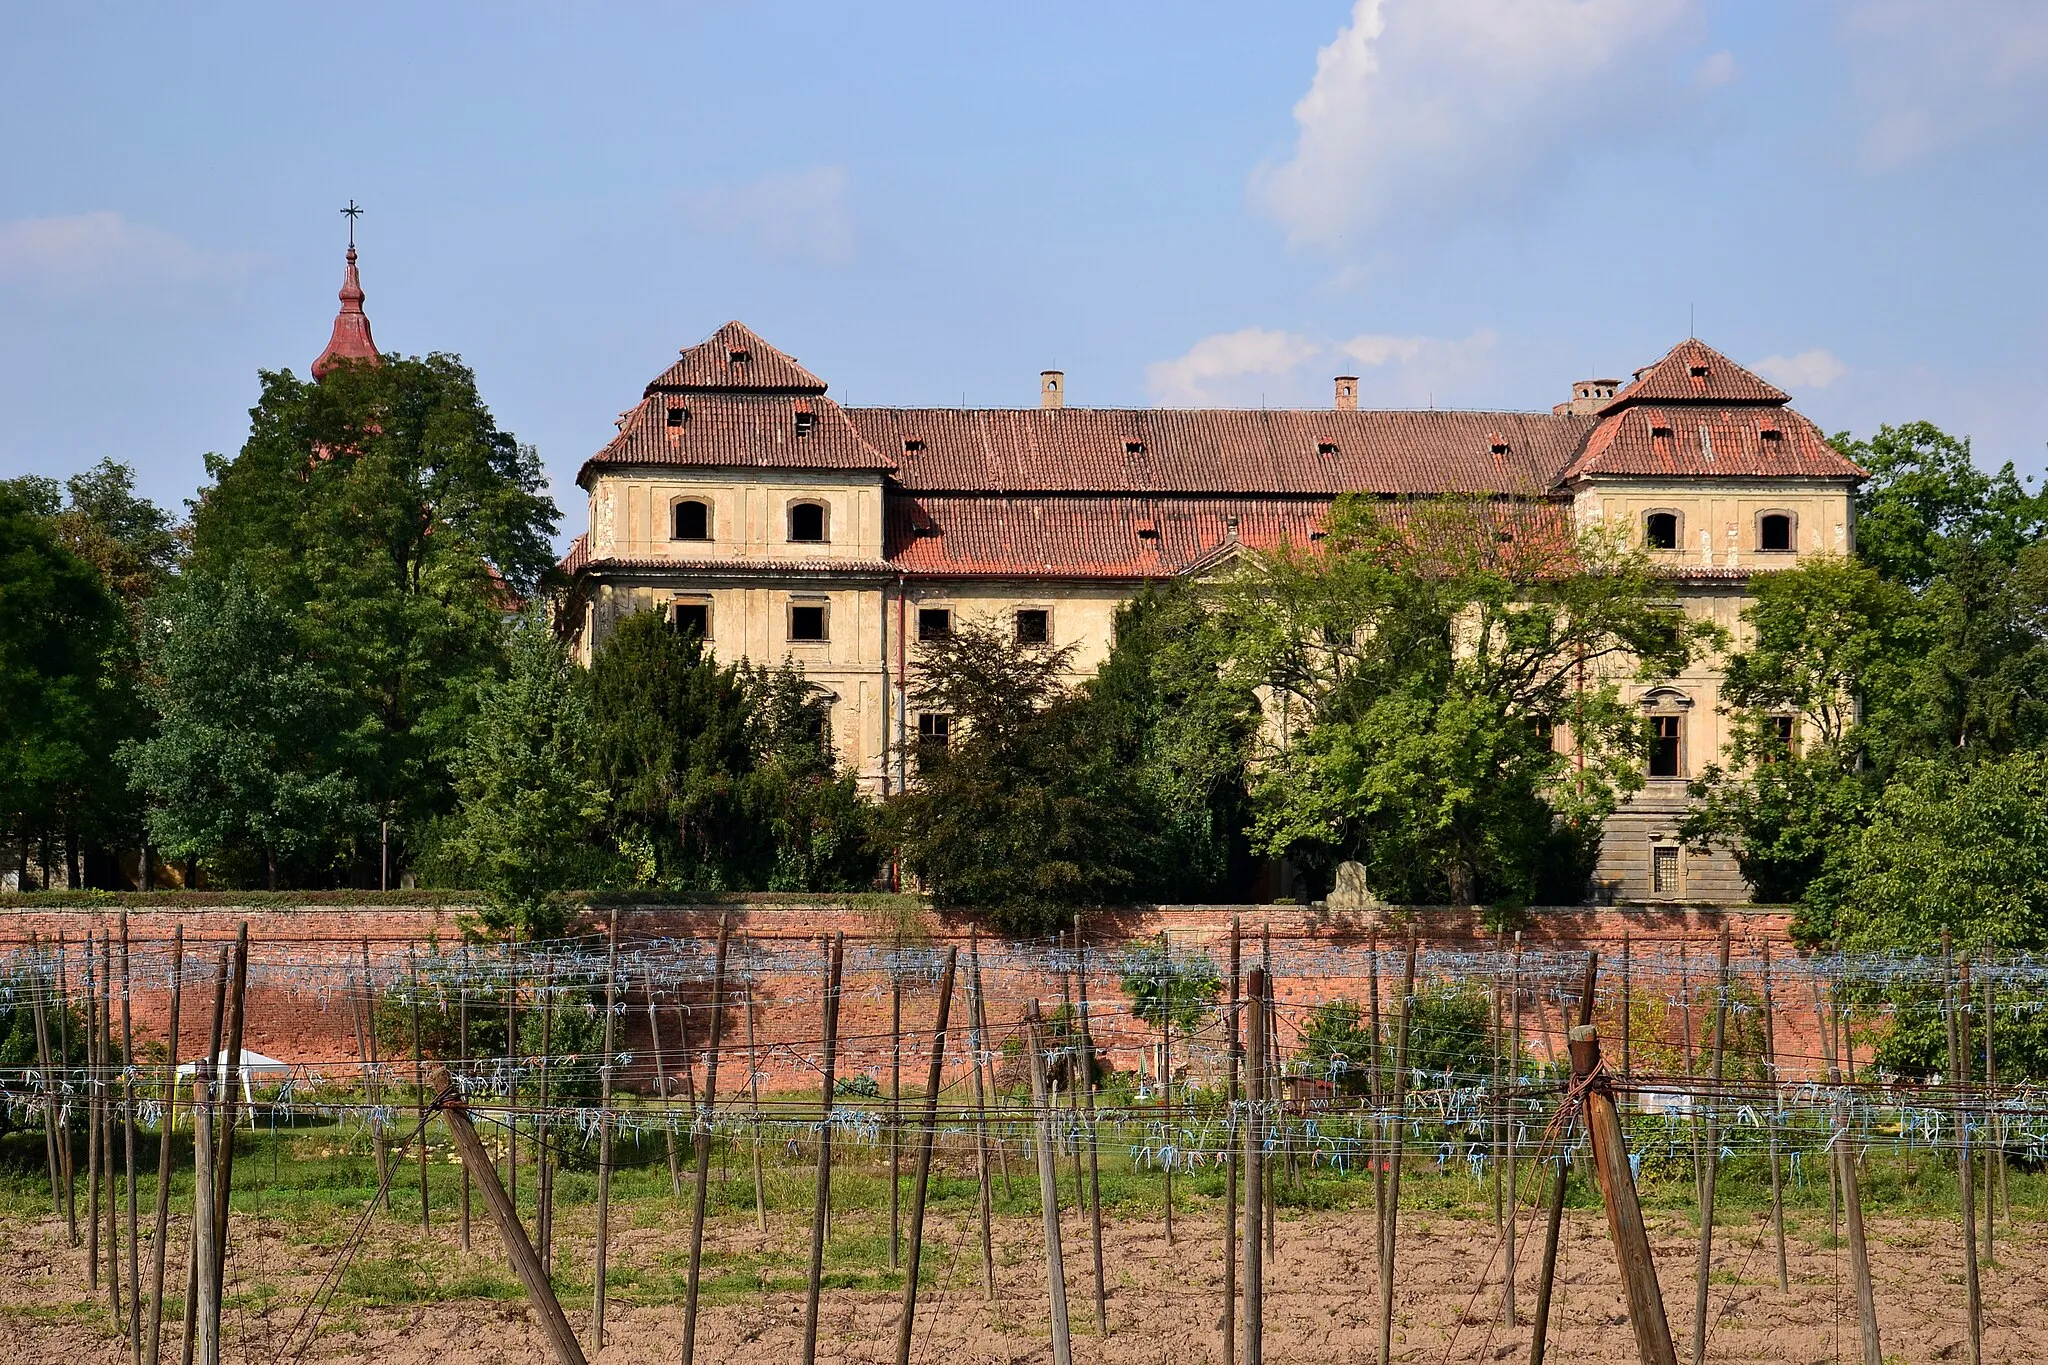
[175,1049,302,1115]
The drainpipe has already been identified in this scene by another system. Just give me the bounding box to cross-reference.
[896,574,909,794]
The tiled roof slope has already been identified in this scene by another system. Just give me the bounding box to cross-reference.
[577,392,895,484]
[884,493,1573,579]
[1559,405,1864,481]
[851,408,1591,495]
[1600,338,1789,412]
[646,321,828,394]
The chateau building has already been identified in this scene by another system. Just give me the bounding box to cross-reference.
[558,322,1862,903]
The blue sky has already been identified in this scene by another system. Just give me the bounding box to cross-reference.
[5,1,2046,546]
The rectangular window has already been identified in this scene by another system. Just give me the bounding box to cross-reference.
[1649,715,1682,778]
[918,608,953,641]
[669,602,709,639]
[1015,608,1050,645]
[789,602,827,642]
[916,713,950,773]
[1651,845,1681,895]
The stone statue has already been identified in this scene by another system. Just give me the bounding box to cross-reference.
[1326,860,1377,913]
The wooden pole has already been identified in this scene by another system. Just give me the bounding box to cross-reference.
[680,912,732,1365]
[1377,929,1416,1365]
[1074,917,1107,1336]
[1367,933,1383,1269]
[744,941,767,1233]
[1160,930,1175,1245]
[890,932,903,1270]
[1951,949,1982,1365]
[209,924,248,1317]
[458,944,472,1253]
[537,956,556,1272]
[358,939,388,1211]
[1223,915,1241,1365]
[1760,941,1788,1293]
[430,1065,589,1365]
[1814,975,1879,1365]
[101,932,123,1333]
[408,947,430,1231]
[57,934,79,1246]
[591,910,622,1355]
[120,916,140,1365]
[190,1069,218,1365]
[967,926,997,1298]
[1241,966,1266,1365]
[969,940,1012,1201]
[893,948,958,1365]
[1568,1025,1676,1365]
[800,935,844,1365]
[1691,925,1730,1365]
[1506,933,1522,1325]
[647,976,682,1198]
[1530,953,1599,1365]
[1026,1002,1074,1365]
[1062,931,1084,1213]
[1982,964,1997,1261]
[29,936,62,1227]
[144,927,181,1365]
[86,931,103,1301]
[181,947,227,1365]
[1261,925,1275,1261]
[505,942,518,1210]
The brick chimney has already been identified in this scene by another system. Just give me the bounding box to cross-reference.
[1041,370,1064,409]
[1334,376,1359,411]
[1553,378,1621,416]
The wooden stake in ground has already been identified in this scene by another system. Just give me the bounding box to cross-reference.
[537,956,557,1272]
[209,924,249,1318]
[1073,916,1107,1336]
[1760,941,1788,1293]
[100,932,123,1333]
[744,939,767,1232]
[431,1065,588,1365]
[1568,1024,1676,1365]
[408,947,430,1231]
[190,1066,219,1365]
[181,946,228,1365]
[86,931,103,1302]
[590,910,622,1355]
[893,947,958,1365]
[1062,931,1084,1213]
[504,942,518,1208]
[1813,975,1880,1365]
[144,927,182,1365]
[56,934,79,1246]
[1367,932,1383,1268]
[680,912,733,1365]
[890,930,903,1270]
[1982,963,1997,1262]
[1025,1002,1074,1365]
[1261,924,1275,1261]
[1377,930,1416,1365]
[1529,953,1599,1365]
[799,934,844,1365]
[1223,916,1240,1365]
[646,974,681,1198]
[29,936,63,1228]
[1241,965,1267,1365]
[1505,932,1523,1326]
[1691,924,1730,1365]
[120,916,140,1365]
[1949,948,1982,1365]
[970,931,1012,1201]
[967,926,996,1298]
[458,944,472,1253]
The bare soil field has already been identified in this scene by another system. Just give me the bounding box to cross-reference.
[1,1195,2031,1365]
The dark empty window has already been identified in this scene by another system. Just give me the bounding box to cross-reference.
[1759,514,1792,552]
[670,602,709,638]
[789,502,826,543]
[790,603,827,641]
[1646,512,1678,550]
[916,713,950,772]
[1316,441,1338,456]
[794,411,816,437]
[918,608,952,641]
[1015,609,1050,645]
[673,500,710,541]
[1649,715,1682,778]
[666,406,688,427]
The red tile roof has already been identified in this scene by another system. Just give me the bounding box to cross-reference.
[1559,405,1864,481]
[1599,338,1788,412]
[850,407,1589,495]
[645,320,828,395]
[312,244,380,380]
[578,391,895,484]
[883,493,1575,579]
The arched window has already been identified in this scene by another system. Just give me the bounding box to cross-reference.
[789,500,828,543]
[1645,510,1680,550]
[1758,511,1795,553]
[673,499,710,541]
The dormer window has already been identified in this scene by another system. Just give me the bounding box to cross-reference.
[1689,364,1709,378]
[1760,427,1783,442]
[666,406,688,428]
[1651,425,1674,439]
[673,499,710,542]
[1126,440,1146,455]
[789,500,828,543]
[1316,441,1338,456]
[1489,439,1510,455]
[794,411,816,437]
[904,438,926,452]
[729,348,751,365]
[1136,521,1160,540]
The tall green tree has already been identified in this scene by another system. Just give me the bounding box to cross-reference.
[436,612,615,938]
[187,354,556,870]
[1225,495,1713,907]
[124,568,368,887]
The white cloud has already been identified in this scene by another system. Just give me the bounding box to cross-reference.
[1754,349,1849,391]
[675,165,854,266]
[1253,0,1700,244]
[1693,50,1740,90]
[0,212,207,292]
[1336,328,1500,405]
[1146,327,1320,404]
[1838,1,2048,167]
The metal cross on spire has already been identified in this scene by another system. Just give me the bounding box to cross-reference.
[341,199,363,249]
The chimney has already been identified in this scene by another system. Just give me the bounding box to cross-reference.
[1553,378,1622,416]
[1041,370,1064,409]
[1334,376,1359,412]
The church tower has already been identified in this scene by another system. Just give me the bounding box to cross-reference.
[312,202,381,379]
